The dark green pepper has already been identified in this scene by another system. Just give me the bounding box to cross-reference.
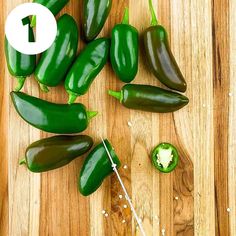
[31,0,69,27]
[151,143,179,173]
[35,14,79,92]
[143,0,187,92]
[110,8,139,83]
[5,18,36,91]
[11,92,98,134]
[108,84,189,113]
[83,0,112,42]
[65,38,110,104]
[79,139,121,196]
[20,135,93,173]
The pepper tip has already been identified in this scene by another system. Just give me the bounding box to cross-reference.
[19,158,26,165]
[39,83,49,93]
[108,90,122,103]
[87,111,98,121]
[15,77,26,92]
[122,7,129,24]
[68,91,78,104]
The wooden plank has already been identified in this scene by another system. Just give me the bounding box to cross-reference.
[170,1,195,235]
[39,2,90,236]
[107,0,132,235]
[0,0,8,235]
[129,0,157,235]
[189,0,215,235]
[229,0,236,235]
[5,1,41,236]
[212,0,230,235]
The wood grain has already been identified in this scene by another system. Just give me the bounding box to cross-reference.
[212,0,230,235]
[0,0,8,235]
[229,0,236,234]
[1,0,235,235]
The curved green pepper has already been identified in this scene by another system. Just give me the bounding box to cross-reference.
[108,84,189,113]
[110,8,139,83]
[31,0,69,27]
[4,18,36,91]
[35,14,79,92]
[143,0,187,92]
[65,38,110,104]
[20,135,93,173]
[83,0,112,42]
[79,139,121,196]
[151,143,179,173]
[11,92,98,134]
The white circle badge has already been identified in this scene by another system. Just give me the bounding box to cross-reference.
[5,3,57,55]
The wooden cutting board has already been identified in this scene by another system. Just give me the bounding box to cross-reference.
[0,0,235,235]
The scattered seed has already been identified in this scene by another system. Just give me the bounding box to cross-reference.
[202,103,206,107]
[105,213,109,217]
[128,121,132,127]
[102,210,106,214]
[123,204,128,209]
[123,165,128,169]
[122,219,126,223]
[229,92,233,97]
[227,208,231,212]
[175,196,179,200]
[119,194,123,199]
[161,228,166,235]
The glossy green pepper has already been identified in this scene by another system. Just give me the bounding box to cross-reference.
[31,0,69,27]
[108,84,189,113]
[79,139,121,196]
[65,38,110,104]
[20,135,93,173]
[35,14,79,92]
[4,18,36,91]
[151,143,179,173]
[110,8,139,83]
[143,0,187,92]
[11,92,98,134]
[83,0,112,42]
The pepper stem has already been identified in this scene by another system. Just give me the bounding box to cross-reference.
[122,7,129,24]
[30,15,36,28]
[149,0,158,26]
[39,83,49,93]
[108,90,123,103]
[15,77,26,92]
[86,111,98,122]
[19,158,26,165]
[67,91,79,104]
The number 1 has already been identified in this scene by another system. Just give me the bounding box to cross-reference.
[22,16,35,42]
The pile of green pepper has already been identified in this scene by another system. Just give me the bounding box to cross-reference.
[4,0,187,197]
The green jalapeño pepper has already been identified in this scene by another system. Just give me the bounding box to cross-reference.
[35,14,79,92]
[143,0,187,92]
[152,143,179,173]
[5,18,36,91]
[79,139,121,196]
[11,92,98,134]
[31,0,69,27]
[109,84,189,113]
[20,135,93,173]
[110,8,139,83]
[65,38,110,104]
[83,0,112,42]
